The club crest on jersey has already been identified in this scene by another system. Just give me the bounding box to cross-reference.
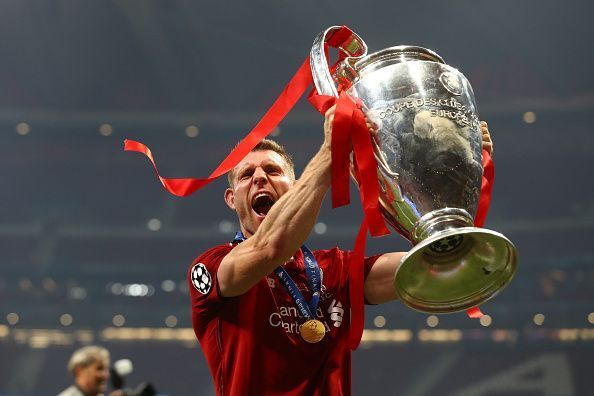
[191,263,212,295]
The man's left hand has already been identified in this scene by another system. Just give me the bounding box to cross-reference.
[480,121,494,155]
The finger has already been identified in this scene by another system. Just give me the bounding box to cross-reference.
[482,142,493,154]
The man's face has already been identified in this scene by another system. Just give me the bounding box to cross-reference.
[75,358,109,396]
[225,150,294,237]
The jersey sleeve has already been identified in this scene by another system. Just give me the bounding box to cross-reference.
[188,244,233,317]
[363,254,382,280]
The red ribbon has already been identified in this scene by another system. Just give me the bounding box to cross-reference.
[124,56,315,197]
[350,101,390,237]
[349,220,369,350]
[329,92,352,208]
[124,25,358,196]
[466,305,485,319]
[309,91,390,237]
[309,90,389,349]
[463,150,494,319]
[475,150,494,229]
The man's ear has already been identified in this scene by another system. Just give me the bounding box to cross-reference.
[224,188,235,210]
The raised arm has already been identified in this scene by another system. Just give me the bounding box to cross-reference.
[481,121,493,155]
[363,252,404,304]
[217,107,336,297]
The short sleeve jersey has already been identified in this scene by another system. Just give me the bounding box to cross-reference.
[188,242,379,396]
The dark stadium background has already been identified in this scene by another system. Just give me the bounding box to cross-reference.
[1,1,593,395]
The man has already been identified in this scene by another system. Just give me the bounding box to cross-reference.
[59,345,112,396]
[188,105,494,395]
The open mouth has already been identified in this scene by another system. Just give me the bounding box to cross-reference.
[252,192,275,217]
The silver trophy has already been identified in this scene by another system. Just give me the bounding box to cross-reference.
[311,26,517,313]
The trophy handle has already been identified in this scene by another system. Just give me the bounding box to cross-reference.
[310,26,368,97]
[311,28,403,202]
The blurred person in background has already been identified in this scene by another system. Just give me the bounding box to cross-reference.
[58,345,117,396]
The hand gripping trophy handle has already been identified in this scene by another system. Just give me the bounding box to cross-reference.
[310,27,518,314]
[311,27,407,203]
[310,26,367,98]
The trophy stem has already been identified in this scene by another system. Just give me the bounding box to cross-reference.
[411,208,474,245]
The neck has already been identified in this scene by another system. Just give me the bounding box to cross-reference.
[240,225,254,238]
[74,382,98,396]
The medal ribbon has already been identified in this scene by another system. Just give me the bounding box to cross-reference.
[234,231,321,321]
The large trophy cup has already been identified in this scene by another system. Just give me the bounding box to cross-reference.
[311,27,517,313]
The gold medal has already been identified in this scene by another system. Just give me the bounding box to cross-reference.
[299,319,326,343]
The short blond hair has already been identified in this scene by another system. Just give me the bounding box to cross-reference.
[67,345,110,375]
[227,139,295,187]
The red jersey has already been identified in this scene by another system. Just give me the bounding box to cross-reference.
[188,243,379,396]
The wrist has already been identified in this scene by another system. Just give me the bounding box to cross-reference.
[319,140,332,156]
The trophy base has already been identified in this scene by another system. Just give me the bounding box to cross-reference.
[394,227,517,313]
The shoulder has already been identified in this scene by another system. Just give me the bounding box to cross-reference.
[187,244,234,287]
[310,247,351,286]
[314,247,381,263]
[313,246,349,262]
[188,243,234,270]
[312,247,352,274]
[188,244,238,312]
[57,386,83,396]
[195,243,235,261]
[313,246,382,278]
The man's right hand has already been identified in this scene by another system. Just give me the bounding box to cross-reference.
[323,103,379,146]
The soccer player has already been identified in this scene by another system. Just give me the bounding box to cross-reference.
[188,106,493,395]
